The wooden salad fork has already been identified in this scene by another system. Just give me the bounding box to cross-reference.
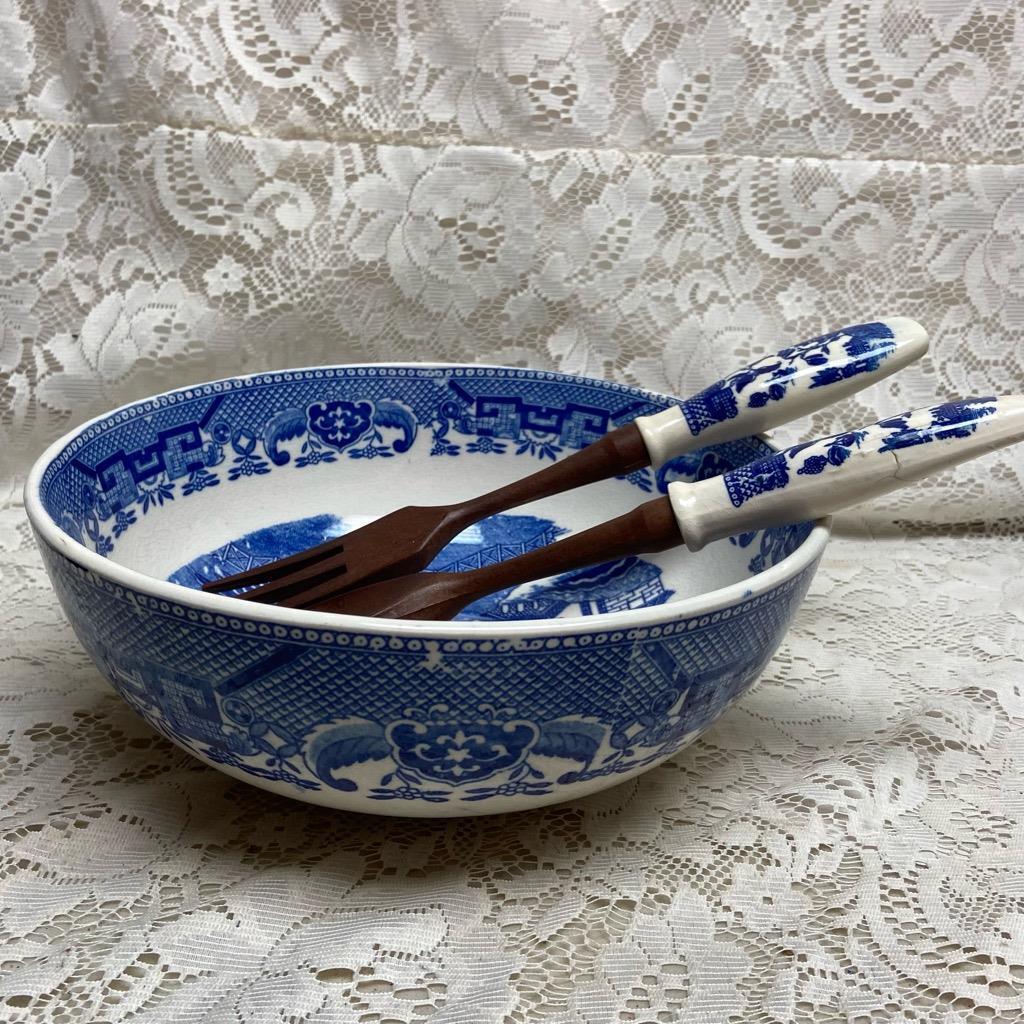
[202,318,928,609]
[315,396,1024,621]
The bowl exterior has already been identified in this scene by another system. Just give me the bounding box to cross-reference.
[37,534,821,816]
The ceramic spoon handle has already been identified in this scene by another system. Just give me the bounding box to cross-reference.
[635,317,928,465]
[669,395,1024,551]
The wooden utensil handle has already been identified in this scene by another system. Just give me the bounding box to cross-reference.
[451,421,651,525]
[460,495,682,597]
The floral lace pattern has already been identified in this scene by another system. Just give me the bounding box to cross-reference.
[3,1,1024,1021]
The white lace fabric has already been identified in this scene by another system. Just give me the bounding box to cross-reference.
[2,2,1023,1021]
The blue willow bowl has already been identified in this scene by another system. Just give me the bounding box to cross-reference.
[25,365,829,817]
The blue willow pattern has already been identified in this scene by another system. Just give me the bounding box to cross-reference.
[679,321,897,436]
[169,512,678,622]
[36,366,819,806]
[41,543,817,805]
[722,397,998,509]
[54,370,655,559]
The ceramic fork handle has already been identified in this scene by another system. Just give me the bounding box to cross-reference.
[669,395,1024,551]
[636,317,928,465]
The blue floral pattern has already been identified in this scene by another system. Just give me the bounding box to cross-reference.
[227,429,270,480]
[307,399,375,452]
[182,467,219,495]
[723,397,999,508]
[112,508,136,537]
[679,321,897,436]
[386,706,540,785]
[794,430,869,476]
[56,373,668,559]
[466,436,507,455]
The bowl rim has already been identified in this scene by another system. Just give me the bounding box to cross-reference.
[24,362,831,638]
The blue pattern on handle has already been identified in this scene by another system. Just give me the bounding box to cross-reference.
[876,397,997,451]
[795,431,870,476]
[680,322,897,436]
[723,397,999,508]
[722,452,791,507]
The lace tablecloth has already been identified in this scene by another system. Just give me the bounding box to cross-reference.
[2,2,1023,1020]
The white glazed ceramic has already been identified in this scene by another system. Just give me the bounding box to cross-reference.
[634,316,927,464]
[26,362,835,816]
[670,395,1024,550]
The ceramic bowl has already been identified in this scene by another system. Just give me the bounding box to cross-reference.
[26,364,829,816]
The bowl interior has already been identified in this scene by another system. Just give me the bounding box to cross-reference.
[36,366,813,623]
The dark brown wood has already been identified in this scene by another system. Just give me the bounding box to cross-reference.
[201,421,652,606]
[202,504,464,607]
[450,420,651,523]
[314,494,683,621]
